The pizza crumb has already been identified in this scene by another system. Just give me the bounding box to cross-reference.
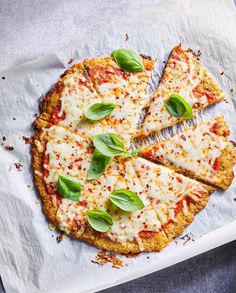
[2,76,5,80]
[27,184,31,188]
[2,136,6,141]
[123,252,140,258]
[230,88,234,93]
[5,145,14,151]
[14,162,23,171]
[233,198,236,201]
[35,199,39,204]
[125,32,129,41]
[146,256,150,259]
[220,71,224,75]
[68,58,74,65]
[180,232,195,245]
[91,250,124,269]
[163,60,166,64]
[34,113,38,117]
[13,117,16,120]
[56,232,65,243]
[22,136,33,145]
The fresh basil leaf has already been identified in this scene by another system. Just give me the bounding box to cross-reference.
[109,189,145,212]
[87,151,111,180]
[57,174,81,202]
[164,93,193,119]
[111,48,144,73]
[93,133,125,157]
[85,103,116,121]
[86,210,113,232]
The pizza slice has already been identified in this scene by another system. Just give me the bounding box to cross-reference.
[140,115,236,190]
[140,45,225,136]
[132,158,215,241]
[83,55,155,145]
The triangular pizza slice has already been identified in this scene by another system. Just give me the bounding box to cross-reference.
[132,157,215,240]
[140,45,225,136]
[141,116,236,190]
[39,55,155,149]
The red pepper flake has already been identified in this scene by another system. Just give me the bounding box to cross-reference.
[22,136,33,145]
[5,145,14,151]
[180,134,186,141]
[68,58,74,65]
[2,76,5,80]
[14,162,23,171]
[91,250,124,269]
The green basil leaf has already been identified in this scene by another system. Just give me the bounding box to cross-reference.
[109,189,145,212]
[86,210,113,232]
[93,133,125,157]
[165,93,192,118]
[111,48,144,73]
[85,103,116,121]
[87,151,111,180]
[57,175,81,202]
[165,93,193,119]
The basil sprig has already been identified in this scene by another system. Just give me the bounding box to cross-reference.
[109,189,145,212]
[165,93,193,119]
[92,133,125,157]
[86,210,113,232]
[111,48,144,73]
[57,175,81,201]
[87,151,111,180]
[85,103,116,121]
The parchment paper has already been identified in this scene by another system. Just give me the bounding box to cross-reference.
[0,1,236,292]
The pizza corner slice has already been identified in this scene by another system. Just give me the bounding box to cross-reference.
[140,115,236,190]
[132,157,215,241]
[140,45,226,136]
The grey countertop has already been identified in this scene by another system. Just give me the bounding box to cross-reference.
[1,0,236,292]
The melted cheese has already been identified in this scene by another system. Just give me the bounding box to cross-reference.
[132,158,207,224]
[143,116,228,183]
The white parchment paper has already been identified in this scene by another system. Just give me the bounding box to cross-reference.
[0,1,236,292]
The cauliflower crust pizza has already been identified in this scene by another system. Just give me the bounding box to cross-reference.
[33,47,235,254]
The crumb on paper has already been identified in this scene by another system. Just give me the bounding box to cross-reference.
[230,88,234,93]
[13,117,16,121]
[2,136,6,141]
[91,250,124,269]
[56,232,66,243]
[27,184,31,188]
[14,162,23,171]
[125,32,129,41]
[163,60,166,64]
[146,256,150,259]
[123,252,140,259]
[5,145,14,151]
[220,71,224,75]
[68,58,74,65]
[234,198,236,201]
[48,223,56,231]
[22,136,33,145]
[34,113,38,117]
[35,199,39,204]
[179,232,195,246]
[2,76,5,80]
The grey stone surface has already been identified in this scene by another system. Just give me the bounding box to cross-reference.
[0,0,236,292]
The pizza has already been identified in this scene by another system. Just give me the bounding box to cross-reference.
[39,55,155,148]
[32,47,235,254]
[140,45,225,137]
